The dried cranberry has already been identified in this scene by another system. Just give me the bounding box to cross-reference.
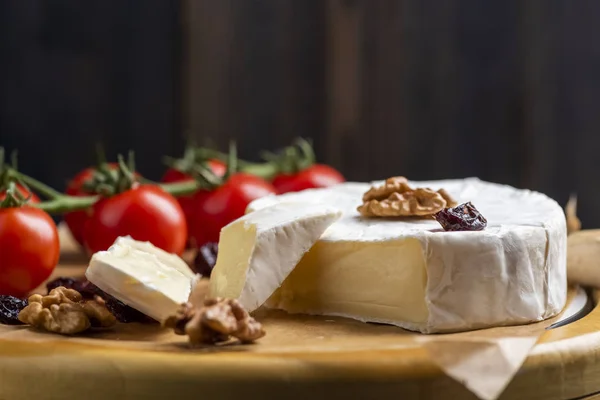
[192,242,218,277]
[0,295,28,325]
[103,294,154,324]
[46,277,79,292]
[77,280,104,298]
[434,202,487,232]
[46,277,101,299]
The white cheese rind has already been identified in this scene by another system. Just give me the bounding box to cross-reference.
[85,237,196,323]
[210,203,342,312]
[248,178,567,333]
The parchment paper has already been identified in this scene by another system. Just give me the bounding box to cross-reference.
[416,317,562,400]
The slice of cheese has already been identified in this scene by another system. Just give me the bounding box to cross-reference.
[85,236,196,322]
[248,178,568,334]
[209,203,342,312]
[110,236,197,280]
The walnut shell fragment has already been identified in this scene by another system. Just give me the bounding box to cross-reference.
[164,296,265,346]
[358,176,457,217]
[18,287,116,335]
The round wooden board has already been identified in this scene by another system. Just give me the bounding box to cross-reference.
[1,228,599,400]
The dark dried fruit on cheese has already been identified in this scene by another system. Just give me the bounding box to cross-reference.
[434,202,487,232]
[0,295,28,325]
[192,242,218,277]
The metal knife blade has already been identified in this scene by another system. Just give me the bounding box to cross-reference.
[547,286,593,330]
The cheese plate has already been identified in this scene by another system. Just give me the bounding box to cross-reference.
[0,175,587,400]
[0,228,597,400]
[0,270,597,400]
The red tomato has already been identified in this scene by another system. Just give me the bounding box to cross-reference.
[161,159,226,246]
[64,164,117,246]
[272,164,345,194]
[83,185,187,255]
[64,163,142,247]
[0,206,59,296]
[0,185,40,204]
[188,173,276,247]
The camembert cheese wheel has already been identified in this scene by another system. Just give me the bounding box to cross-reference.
[247,178,567,334]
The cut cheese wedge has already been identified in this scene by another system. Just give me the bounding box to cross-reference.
[248,179,567,334]
[85,236,196,322]
[209,202,342,312]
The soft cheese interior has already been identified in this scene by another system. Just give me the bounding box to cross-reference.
[248,178,568,334]
[210,203,342,312]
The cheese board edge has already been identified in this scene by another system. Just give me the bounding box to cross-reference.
[0,226,596,400]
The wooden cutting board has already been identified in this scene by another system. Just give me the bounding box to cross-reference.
[0,228,598,400]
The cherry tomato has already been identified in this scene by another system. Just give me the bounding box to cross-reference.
[64,163,141,247]
[161,159,226,247]
[188,173,276,247]
[64,164,117,246]
[161,159,226,184]
[83,185,187,255]
[0,206,59,297]
[0,185,40,204]
[272,164,345,194]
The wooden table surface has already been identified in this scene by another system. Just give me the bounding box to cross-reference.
[0,229,598,400]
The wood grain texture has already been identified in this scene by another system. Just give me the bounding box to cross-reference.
[182,0,234,149]
[326,0,363,175]
[0,227,590,400]
[0,0,182,188]
[180,0,599,227]
[2,1,600,228]
[3,247,600,400]
[181,0,326,159]
[581,394,600,400]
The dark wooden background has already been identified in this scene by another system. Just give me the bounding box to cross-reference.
[1,0,599,226]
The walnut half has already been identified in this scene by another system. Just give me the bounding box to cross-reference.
[18,287,116,335]
[358,176,457,218]
[164,297,265,346]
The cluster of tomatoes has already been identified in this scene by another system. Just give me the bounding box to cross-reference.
[0,141,345,297]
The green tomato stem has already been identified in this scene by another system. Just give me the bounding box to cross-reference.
[17,171,97,213]
[195,147,279,180]
[239,162,279,180]
[10,150,18,171]
[158,180,201,197]
[33,181,201,215]
[35,195,99,214]
[15,169,201,215]
[295,137,316,169]
[17,173,65,200]
[0,182,22,208]
[224,140,238,180]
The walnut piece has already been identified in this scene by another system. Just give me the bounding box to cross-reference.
[437,188,458,208]
[82,300,118,328]
[164,297,265,346]
[358,176,457,217]
[18,287,116,335]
